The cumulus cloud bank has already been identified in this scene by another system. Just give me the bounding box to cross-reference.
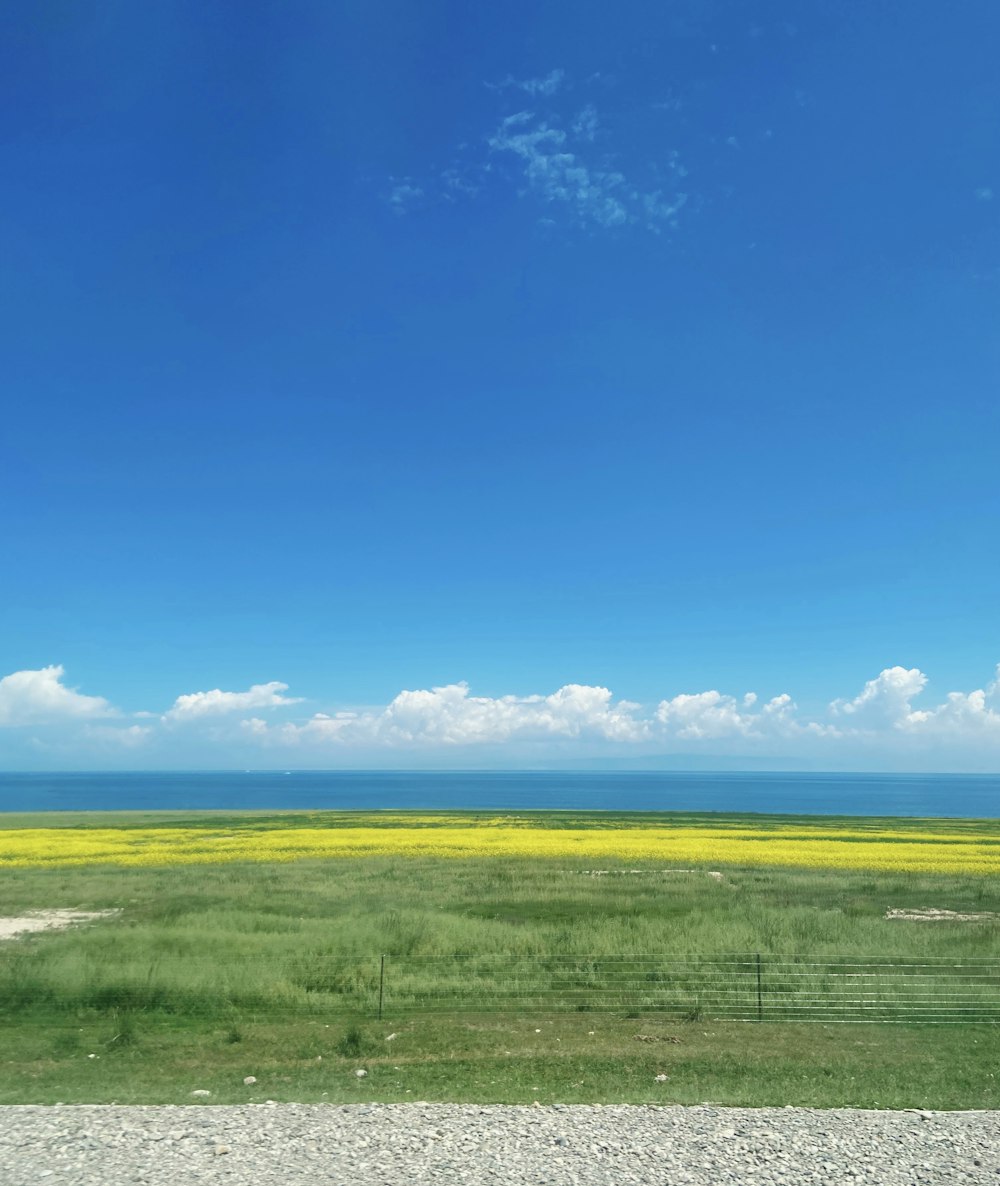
[241,666,1000,754]
[0,665,113,727]
[3,664,1000,766]
[830,666,929,726]
[164,681,303,722]
[828,665,1000,740]
[276,682,649,747]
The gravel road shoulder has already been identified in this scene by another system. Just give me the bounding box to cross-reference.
[1,1102,997,1185]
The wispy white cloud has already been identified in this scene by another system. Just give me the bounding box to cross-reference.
[487,110,685,231]
[386,68,688,234]
[441,165,485,199]
[488,112,629,228]
[643,189,688,225]
[0,665,114,727]
[488,69,566,97]
[571,104,599,142]
[83,724,153,749]
[164,681,303,722]
[386,180,423,215]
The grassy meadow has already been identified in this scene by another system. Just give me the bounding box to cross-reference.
[1,809,998,1107]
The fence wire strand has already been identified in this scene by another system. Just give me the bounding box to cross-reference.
[4,951,998,1023]
[382,954,1000,1022]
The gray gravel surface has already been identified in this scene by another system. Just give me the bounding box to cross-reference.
[1,1103,997,1185]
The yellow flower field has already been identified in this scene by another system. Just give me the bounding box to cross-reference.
[1,818,998,875]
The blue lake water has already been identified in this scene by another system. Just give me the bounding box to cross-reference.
[0,770,997,817]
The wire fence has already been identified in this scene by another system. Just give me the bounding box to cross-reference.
[4,951,998,1024]
[382,954,1000,1023]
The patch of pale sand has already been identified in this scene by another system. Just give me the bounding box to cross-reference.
[884,907,999,922]
[582,869,725,880]
[0,909,120,941]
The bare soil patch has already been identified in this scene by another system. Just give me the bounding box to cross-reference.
[581,869,725,879]
[884,907,999,923]
[0,910,120,942]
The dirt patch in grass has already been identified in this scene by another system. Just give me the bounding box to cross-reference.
[0,909,120,941]
[581,869,725,880]
[884,907,999,922]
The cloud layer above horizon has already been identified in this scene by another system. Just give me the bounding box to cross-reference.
[2,663,1000,770]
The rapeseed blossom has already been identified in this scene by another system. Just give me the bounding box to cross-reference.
[0,816,997,874]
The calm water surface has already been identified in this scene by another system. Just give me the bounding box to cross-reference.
[0,771,997,817]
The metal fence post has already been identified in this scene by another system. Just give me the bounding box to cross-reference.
[756,953,763,1021]
[378,954,386,1021]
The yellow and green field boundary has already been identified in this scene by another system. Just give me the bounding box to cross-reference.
[2,810,999,875]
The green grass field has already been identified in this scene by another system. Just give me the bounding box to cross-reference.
[1,810,998,1107]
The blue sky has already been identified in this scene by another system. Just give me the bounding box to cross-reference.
[2,1,999,770]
